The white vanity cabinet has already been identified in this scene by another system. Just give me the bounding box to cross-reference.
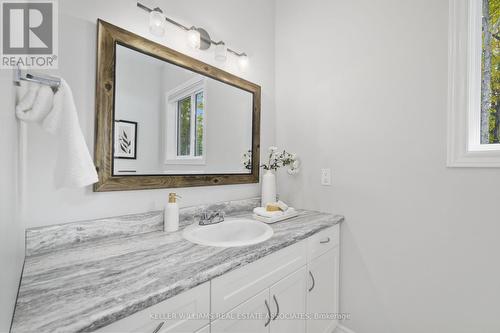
[94,224,340,333]
[212,224,340,333]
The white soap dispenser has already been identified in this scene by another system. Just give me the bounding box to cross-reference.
[164,193,180,232]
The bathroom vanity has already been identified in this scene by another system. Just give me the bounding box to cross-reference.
[11,199,343,333]
[99,226,339,333]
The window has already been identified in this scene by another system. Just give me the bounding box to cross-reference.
[165,77,206,165]
[448,0,500,166]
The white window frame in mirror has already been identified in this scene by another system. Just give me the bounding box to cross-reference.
[164,76,207,165]
[448,0,500,167]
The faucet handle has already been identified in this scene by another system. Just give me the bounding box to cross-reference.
[198,209,224,225]
[213,210,225,222]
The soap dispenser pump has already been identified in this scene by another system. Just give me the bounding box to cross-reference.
[164,193,180,232]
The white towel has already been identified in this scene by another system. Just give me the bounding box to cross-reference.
[16,79,98,188]
[253,207,296,218]
[15,83,53,122]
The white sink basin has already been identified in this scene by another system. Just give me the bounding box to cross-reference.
[182,218,273,247]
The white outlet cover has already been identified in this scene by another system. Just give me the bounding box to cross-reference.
[321,168,332,186]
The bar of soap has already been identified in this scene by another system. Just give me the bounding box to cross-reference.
[266,203,281,212]
[277,200,289,211]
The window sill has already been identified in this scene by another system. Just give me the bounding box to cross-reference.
[447,149,500,167]
[164,157,206,166]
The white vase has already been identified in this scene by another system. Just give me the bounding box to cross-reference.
[261,169,277,207]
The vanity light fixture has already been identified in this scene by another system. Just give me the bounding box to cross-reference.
[148,7,166,37]
[238,53,249,69]
[187,27,201,49]
[137,1,249,67]
[214,41,227,62]
[186,27,211,50]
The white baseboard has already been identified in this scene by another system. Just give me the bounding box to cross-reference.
[335,324,357,333]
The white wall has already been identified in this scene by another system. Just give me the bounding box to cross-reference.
[114,45,164,174]
[275,0,500,332]
[204,78,253,172]
[0,69,24,331]
[20,0,275,228]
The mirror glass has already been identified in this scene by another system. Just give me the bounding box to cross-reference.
[113,44,253,175]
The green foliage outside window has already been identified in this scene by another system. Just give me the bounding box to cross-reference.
[176,92,204,157]
[482,0,500,143]
[177,96,191,156]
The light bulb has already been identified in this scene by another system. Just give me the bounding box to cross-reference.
[187,28,201,49]
[149,8,166,37]
[238,53,249,69]
[214,42,227,62]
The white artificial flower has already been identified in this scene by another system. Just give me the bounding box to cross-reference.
[268,146,278,152]
[287,159,300,175]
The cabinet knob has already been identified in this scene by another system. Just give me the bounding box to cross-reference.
[272,295,280,320]
[264,300,271,327]
[320,237,331,244]
[308,271,316,292]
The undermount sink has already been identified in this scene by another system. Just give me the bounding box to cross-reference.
[182,218,273,247]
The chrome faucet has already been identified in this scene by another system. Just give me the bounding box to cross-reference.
[198,210,225,226]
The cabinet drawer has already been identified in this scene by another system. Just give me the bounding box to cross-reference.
[307,225,339,261]
[211,289,269,333]
[95,282,209,333]
[211,241,306,315]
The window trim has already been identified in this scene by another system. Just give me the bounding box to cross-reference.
[448,0,500,167]
[164,76,207,165]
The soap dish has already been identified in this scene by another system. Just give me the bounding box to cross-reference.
[253,211,299,224]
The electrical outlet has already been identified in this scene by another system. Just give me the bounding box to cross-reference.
[321,168,332,186]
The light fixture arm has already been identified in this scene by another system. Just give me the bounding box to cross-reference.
[137,1,247,57]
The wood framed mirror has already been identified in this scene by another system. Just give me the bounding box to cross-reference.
[94,20,261,192]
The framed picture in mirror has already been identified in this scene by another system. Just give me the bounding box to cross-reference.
[114,120,137,160]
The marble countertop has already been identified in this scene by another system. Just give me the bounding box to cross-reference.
[11,202,343,333]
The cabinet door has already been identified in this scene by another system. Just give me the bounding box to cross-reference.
[211,289,270,333]
[306,247,339,333]
[269,267,307,333]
